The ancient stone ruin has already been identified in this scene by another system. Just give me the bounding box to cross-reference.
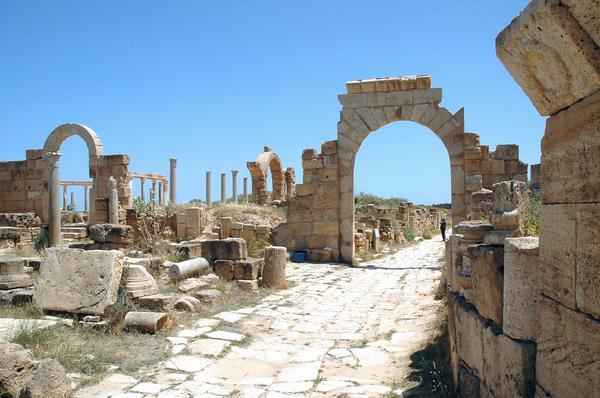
[0,0,598,396]
[246,146,296,206]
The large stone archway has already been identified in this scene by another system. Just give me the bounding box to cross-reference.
[42,123,104,164]
[336,76,466,263]
[247,146,285,205]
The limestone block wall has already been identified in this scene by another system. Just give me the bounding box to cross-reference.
[217,217,272,243]
[272,140,340,262]
[448,181,539,396]
[0,148,131,225]
[0,149,46,217]
[448,0,600,396]
[465,132,529,221]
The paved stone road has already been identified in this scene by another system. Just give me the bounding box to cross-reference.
[77,238,445,398]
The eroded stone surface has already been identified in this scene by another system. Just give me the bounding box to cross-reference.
[33,248,124,315]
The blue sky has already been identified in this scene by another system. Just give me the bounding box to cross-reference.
[0,1,543,207]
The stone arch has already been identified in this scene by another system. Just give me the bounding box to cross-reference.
[246,146,285,205]
[43,123,104,160]
[337,76,467,263]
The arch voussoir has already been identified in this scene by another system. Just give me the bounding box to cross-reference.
[334,75,468,264]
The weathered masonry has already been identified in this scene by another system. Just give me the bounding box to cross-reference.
[446,1,600,396]
[274,77,529,264]
[247,146,296,206]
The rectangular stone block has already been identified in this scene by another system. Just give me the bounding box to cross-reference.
[453,294,485,376]
[464,146,482,160]
[233,258,263,280]
[537,296,600,397]
[468,244,504,325]
[575,203,600,319]
[412,88,442,104]
[178,243,203,260]
[201,238,248,262]
[466,175,483,192]
[33,249,124,315]
[496,0,600,115]
[214,260,234,281]
[503,237,540,341]
[539,204,577,309]
[541,90,600,204]
[490,159,505,175]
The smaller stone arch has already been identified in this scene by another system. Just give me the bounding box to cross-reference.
[246,146,285,205]
[43,123,104,160]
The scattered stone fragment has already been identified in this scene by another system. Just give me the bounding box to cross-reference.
[124,311,171,334]
[124,263,159,298]
[195,289,223,303]
[177,278,208,293]
[174,296,202,312]
[168,257,210,281]
[19,358,71,398]
[33,248,124,315]
[0,341,37,397]
[236,280,259,291]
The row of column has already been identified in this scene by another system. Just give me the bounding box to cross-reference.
[205,170,248,208]
[136,177,168,205]
[61,185,90,212]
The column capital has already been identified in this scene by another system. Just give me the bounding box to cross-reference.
[170,158,177,167]
[45,151,61,164]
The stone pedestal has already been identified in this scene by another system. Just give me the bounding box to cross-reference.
[0,257,32,290]
[263,246,287,288]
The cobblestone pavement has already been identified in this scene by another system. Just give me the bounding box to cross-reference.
[76,238,445,398]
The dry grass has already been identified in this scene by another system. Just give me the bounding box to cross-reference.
[7,321,170,388]
[207,203,285,228]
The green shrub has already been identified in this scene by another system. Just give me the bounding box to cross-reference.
[524,191,541,237]
[405,227,415,242]
[33,228,48,253]
[422,230,434,240]
[247,238,270,258]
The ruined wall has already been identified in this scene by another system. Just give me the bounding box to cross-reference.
[273,140,340,262]
[447,1,600,396]
[0,149,131,224]
[0,149,46,217]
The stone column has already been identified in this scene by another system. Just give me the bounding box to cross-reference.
[158,181,163,204]
[47,152,62,247]
[70,192,75,210]
[62,185,67,211]
[140,177,146,203]
[84,186,89,212]
[88,180,97,226]
[243,177,249,204]
[231,169,238,203]
[151,179,157,204]
[206,171,212,209]
[109,176,119,224]
[169,158,177,204]
[162,179,168,205]
[220,173,226,204]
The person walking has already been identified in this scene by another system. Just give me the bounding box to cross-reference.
[440,218,447,241]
